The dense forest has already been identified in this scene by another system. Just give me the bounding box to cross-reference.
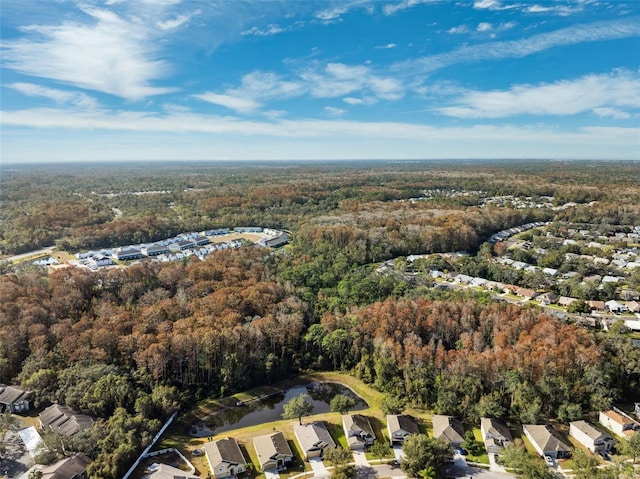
[1,160,640,478]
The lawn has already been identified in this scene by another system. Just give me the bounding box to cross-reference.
[156,372,448,479]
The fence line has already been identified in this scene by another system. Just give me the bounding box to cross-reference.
[121,411,178,479]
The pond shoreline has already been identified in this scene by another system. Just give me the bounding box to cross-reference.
[189,378,368,438]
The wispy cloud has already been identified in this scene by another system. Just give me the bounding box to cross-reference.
[477,22,493,32]
[375,43,397,49]
[382,0,438,16]
[592,107,632,120]
[315,1,371,23]
[302,62,404,101]
[436,70,640,118]
[7,82,99,109]
[1,5,174,100]
[447,25,469,34]
[397,18,640,75]
[323,106,347,117]
[193,92,261,113]
[241,24,285,36]
[156,9,200,30]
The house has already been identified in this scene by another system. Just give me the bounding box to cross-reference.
[569,420,615,453]
[144,463,200,479]
[480,418,512,455]
[142,245,170,256]
[194,236,211,246]
[599,410,640,439]
[624,320,640,332]
[343,414,376,450]
[514,287,537,301]
[0,385,32,413]
[621,289,640,301]
[253,432,293,471]
[537,292,558,306]
[174,240,196,251]
[558,297,578,308]
[522,424,571,459]
[259,234,289,248]
[41,453,91,479]
[39,404,94,437]
[605,300,627,313]
[542,268,558,277]
[470,277,488,288]
[453,274,474,285]
[204,438,248,479]
[387,415,420,445]
[587,300,606,312]
[432,415,465,447]
[114,247,142,261]
[234,227,263,233]
[625,301,640,313]
[603,276,622,284]
[294,421,336,459]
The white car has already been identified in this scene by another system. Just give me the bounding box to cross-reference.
[544,455,554,466]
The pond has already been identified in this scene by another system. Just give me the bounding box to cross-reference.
[205,382,368,435]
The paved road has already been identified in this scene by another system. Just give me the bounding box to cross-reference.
[2,246,56,263]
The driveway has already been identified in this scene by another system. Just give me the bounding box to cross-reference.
[352,450,370,466]
[392,445,404,461]
[264,468,280,479]
[308,457,330,477]
[488,453,507,473]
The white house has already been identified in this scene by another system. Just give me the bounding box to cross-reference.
[599,410,640,439]
[569,420,615,453]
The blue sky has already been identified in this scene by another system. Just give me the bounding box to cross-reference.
[1,0,639,163]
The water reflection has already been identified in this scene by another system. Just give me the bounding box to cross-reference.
[208,382,367,434]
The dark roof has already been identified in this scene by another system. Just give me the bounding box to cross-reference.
[41,453,91,479]
[0,385,31,405]
[39,404,93,437]
[388,415,420,436]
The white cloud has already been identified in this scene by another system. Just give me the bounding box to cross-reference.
[592,107,632,119]
[436,70,640,118]
[375,43,397,49]
[525,4,584,16]
[323,106,347,117]
[447,25,469,34]
[382,0,435,16]
[302,62,404,101]
[156,10,200,30]
[2,107,638,161]
[7,82,99,109]
[477,22,493,32]
[315,1,370,23]
[398,18,640,75]
[2,5,174,100]
[193,92,261,113]
[241,24,285,36]
[343,97,363,105]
